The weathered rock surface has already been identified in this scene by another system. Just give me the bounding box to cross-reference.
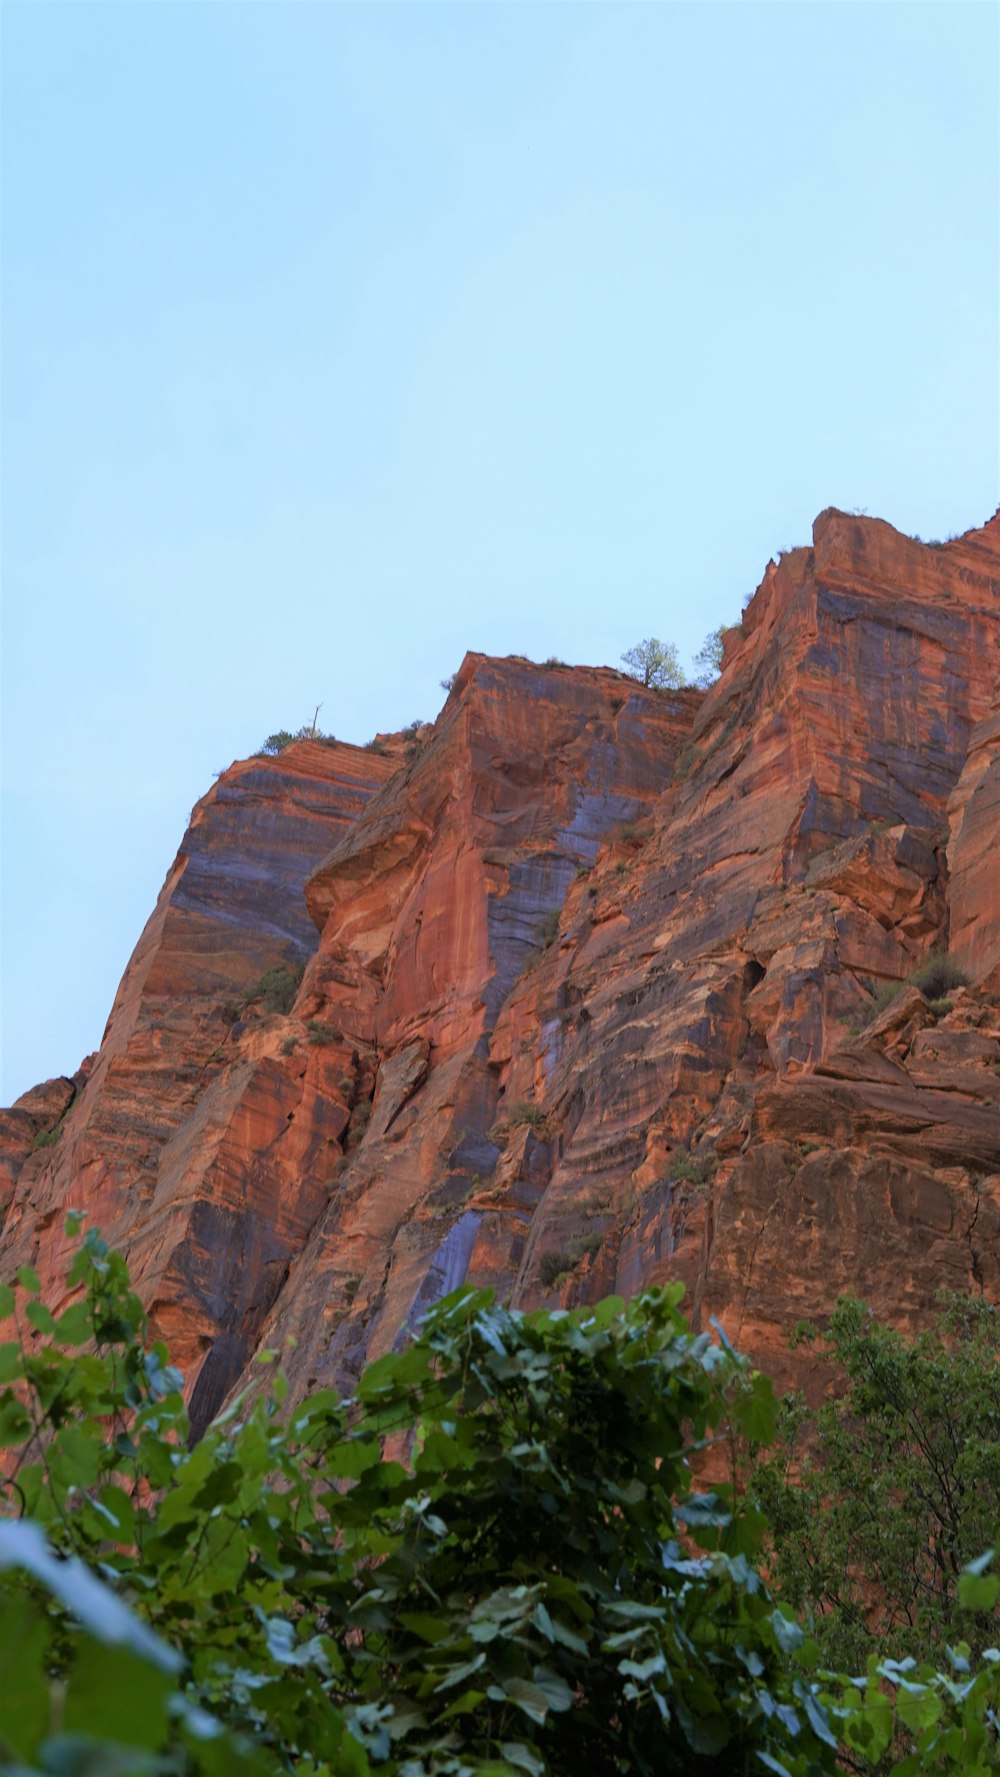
[0,740,394,1424]
[3,507,1000,1416]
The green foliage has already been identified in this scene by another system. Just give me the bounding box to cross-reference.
[29,1126,63,1153]
[0,1222,853,1777]
[672,741,702,784]
[239,964,304,1018]
[259,729,296,755]
[620,638,685,689]
[258,724,337,756]
[306,1020,340,1046]
[751,1293,1000,1677]
[365,737,390,755]
[3,1230,999,1776]
[691,627,726,688]
[492,1101,549,1143]
[537,1232,603,1290]
[910,951,968,999]
[668,1148,717,1190]
[867,951,968,1020]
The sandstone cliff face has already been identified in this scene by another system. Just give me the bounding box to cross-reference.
[0,741,394,1423]
[3,508,999,1418]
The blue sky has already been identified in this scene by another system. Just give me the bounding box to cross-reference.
[2,1,998,1103]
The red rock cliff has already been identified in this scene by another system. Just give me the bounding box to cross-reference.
[3,508,999,1419]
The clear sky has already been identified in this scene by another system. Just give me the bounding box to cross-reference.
[2,0,998,1104]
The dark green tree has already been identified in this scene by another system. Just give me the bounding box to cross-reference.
[750,1293,1000,1677]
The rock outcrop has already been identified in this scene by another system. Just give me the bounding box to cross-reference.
[3,507,999,1420]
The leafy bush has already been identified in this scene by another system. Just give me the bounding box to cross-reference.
[672,741,702,784]
[364,737,389,754]
[2,1230,999,1774]
[29,1125,62,1153]
[537,1232,604,1289]
[258,728,296,755]
[306,1019,340,1046]
[238,963,304,1017]
[492,1100,550,1144]
[750,1292,1000,1677]
[909,951,968,1000]
[668,1147,717,1189]
[866,951,968,1021]
[258,723,337,756]
[0,1223,853,1777]
[538,1248,573,1288]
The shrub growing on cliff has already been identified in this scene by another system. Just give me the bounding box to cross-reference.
[258,723,337,756]
[239,962,304,1017]
[867,950,969,1020]
[909,950,969,1001]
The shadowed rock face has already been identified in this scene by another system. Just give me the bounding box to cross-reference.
[3,507,1000,1420]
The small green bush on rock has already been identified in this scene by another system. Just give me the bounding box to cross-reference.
[239,963,304,1017]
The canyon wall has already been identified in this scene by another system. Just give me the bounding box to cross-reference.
[3,507,999,1423]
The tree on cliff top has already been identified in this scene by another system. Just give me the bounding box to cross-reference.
[621,637,685,688]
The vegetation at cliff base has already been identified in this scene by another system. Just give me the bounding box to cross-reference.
[751,1291,1000,1677]
[0,1225,998,1776]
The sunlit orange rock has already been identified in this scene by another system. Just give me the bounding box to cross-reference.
[3,509,1000,1418]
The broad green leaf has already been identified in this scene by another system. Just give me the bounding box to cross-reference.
[16,1267,40,1294]
[63,1640,172,1750]
[959,1570,1000,1612]
[25,1301,56,1335]
[0,1595,50,1760]
[397,1611,450,1644]
[895,1683,942,1735]
[0,1396,33,1444]
[500,1743,545,1775]
[504,1678,554,1726]
[0,1342,23,1383]
[732,1372,778,1446]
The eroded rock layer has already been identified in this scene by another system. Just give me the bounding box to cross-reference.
[3,508,1000,1418]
